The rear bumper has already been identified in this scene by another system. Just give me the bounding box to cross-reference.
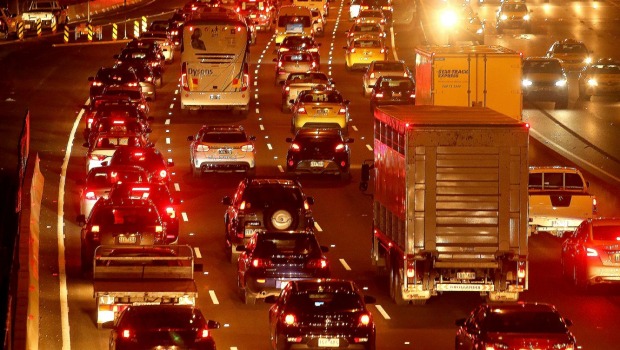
[586,265,620,285]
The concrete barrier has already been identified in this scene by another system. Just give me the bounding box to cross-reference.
[66,0,147,22]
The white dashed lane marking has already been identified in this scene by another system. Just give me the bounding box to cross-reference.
[169,103,174,109]
[352,125,358,132]
[194,247,202,259]
[267,143,273,150]
[375,305,391,320]
[278,165,284,173]
[209,290,219,305]
[366,144,373,151]
[174,183,180,191]
[260,124,265,130]
[339,258,352,271]
[314,221,323,232]
[182,212,188,222]
[166,137,170,144]
[165,119,170,125]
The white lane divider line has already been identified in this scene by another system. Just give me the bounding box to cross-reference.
[182,212,188,222]
[174,183,180,192]
[366,144,373,151]
[339,258,352,271]
[260,124,265,130]
[352,125,358,132]
[267,143,273,150]
[174,89,179,94]
[165,119,170,125]
[375,305,391,320]
[194,247,202,259]
[278,165,284,173]
[166,137,171,144]
[255,107,260,113]
[231,348,238,350]
[209,290,220,305]
[169,103,174,109]
[314,221,323,232]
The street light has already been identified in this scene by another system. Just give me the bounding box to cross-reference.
[439,7,458,44]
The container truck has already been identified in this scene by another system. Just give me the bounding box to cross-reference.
[415,45,523,121]
[361,105,530,304]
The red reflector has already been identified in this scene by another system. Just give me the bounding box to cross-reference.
[121,329,131,338]
[200,328,210,338]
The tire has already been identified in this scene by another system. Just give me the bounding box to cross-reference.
[266,207,298,231]
[390,268,407,305]
[574,265,589,292]
[192,165,202,178]
[275,334,288,350]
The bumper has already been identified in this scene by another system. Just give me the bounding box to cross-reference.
[181,91,250,109]
[280,330,374,349]
[294,117,347,130]
[586,265,620,285]
[139,82,156,97]
[523,88,568,102]
[193,156,255,173]
[289,159,347,175]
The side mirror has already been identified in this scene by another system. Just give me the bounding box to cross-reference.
[306,196,315,205]
[455,318,466,327]
[207,320,220,329]
[285,137,293,143]
[222,196,232,205]
[320,245,329,253]
[264,295,278,303]
[76,215,86,226]
[345,138,354,143]
[235,245,246,252]
[187,135,195,141]
[363,295,376,304]
[82,142,89,148]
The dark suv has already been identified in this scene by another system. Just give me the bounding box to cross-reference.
[522,57,569,109]
[222,178,315,262]
[236,230,330,304]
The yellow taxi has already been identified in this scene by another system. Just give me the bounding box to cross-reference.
[495,0,531,34]
[578,58,620,100]
[546,39,593,72]
[291,88,350,134]
[343,35,388,71]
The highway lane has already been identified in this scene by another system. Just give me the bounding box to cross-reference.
[1,0,620,349]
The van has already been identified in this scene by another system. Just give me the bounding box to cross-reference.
[293,0,328,17]
[275,5,314,45]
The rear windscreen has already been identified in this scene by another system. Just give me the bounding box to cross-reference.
[592,225,620,241]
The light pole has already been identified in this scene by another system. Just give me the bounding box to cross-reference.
[123,0,127,39]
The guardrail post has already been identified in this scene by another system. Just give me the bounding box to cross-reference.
[36,19,42,37]
[17,21,24,40]
[63,24,69,43]
[112,23,118,41]
[87,22,93,42]
[141,16,147,33]
[51,20,57,33]
[133,20,139,38]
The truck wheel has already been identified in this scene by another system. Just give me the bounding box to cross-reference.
[192,165,202,178]
[391,268,407,305]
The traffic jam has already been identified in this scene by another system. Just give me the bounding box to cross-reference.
[9,0,620,348]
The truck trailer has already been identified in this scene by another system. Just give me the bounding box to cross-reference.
[415,45,523,121]
[364,105,530,304]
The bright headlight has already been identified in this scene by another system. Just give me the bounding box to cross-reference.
[584,57,593,64]
[523,14,530,21]
[440,9,458,28]
[476,28,483,34]
[522,79,533,87]
[500,14,508,20]
[555,79,567,87]
[587,78,598,86]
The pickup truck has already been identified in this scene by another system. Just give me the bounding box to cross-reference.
[21,0,68,31]
[92,245,200,328]
[528,166,597,236]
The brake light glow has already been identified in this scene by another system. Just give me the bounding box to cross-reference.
[121,329,131,338]
[284,86,290,92]
[155,225,163,233]
[311,61,317,68]
[304,200,310,210]
[586,247,598,257]
[196,145,210,152]
[166,207,176,218]
[380,48,386,54]
[252,258,273,268]
[338,107,346,115]
[375,92,384,98]
[592,197,598,213]
[241,144,254,152]
[87,118,94,128]
[359,313,371,326]
[291,143,301,151]
[199,328,210,338]
[91,225,100,233]
[127,82,138,87]
[278,61,283,68]
[369,73,375,79]
[350,48,356,53]
[406,267,415,278]
[239,201,246,210]
[307,258,328,269]
[91,81,103,87]
[85,191,96,200]
[335,143,345,151]
[297,107,307,114]
[283,313,297,326]
[146,76,153,82]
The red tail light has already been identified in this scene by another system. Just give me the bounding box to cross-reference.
[335,143,345,151]
[181,62,189,91]
[410,93,416,99]
[358,313,372,326]
[375,92,384,98]
[380,48,386,54]
[112,120,125,125]
[303,200,310,210]
[586,247,598,257]
[311,61,317,68]
[252,258,273,268]
[127,82,138,87]
[198,328,210,339]
[89,154,107,161]
[166,206,176,218]
[87,118,94,128]
[297,107,307,114]
[592,197,598,213]
[85,191,96,200]
[146,76,153,82]
[91,81,103,87]
[196,144,210,152]
[284,86,290,92]
[350,48,356,53]
[241,143,254,152]
[121,329,132,339]
[239,200,246,210]
[277,61,283,68]
[338,107,346,115]
[306,258,328,269]
[235,6,240,12]
[282,313,297,326]
[290,143,301,151]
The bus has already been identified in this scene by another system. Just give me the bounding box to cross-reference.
[180,8,250,113]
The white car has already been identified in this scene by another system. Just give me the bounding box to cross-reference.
[311,8,324,37]
[135,32,175,63]
[84,132,151,173]
[362,60,411,96]
[187,125,256,177]
[79,165,149,218]
[349,0,362,20]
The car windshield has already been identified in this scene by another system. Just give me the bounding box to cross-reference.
[528,172,584,190]
[354,40,381,48]
[86,169,146,186]
[243,186,303,207]
[201,131,247,143]
[302,92,343,103]
[255,234,319,256]
[290,291,363,311]
[483,310,567,333]
[378,78,413,89]
[120,307,202,329]
[554,44,587,54]
[587,64,620,74]
[523,60,563,74]
[591,225,620,241]
[91,206,160,226]
[503,3,527,12]
[279,15,311,27]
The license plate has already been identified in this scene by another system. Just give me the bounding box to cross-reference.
[118,235,137,244]
[245,228,257,236]
[318,338,339,347]
[314,109,328,116]
[219,148,232,154]
[210,94,221,100]
[310,161,324,167]
[457,272,476,280]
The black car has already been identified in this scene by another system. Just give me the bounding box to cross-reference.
[107,146,174,184]
[108,182,180,244]
[455,302,577,350]
[266,279,377,350]
[109,305,220,350]
[369,75,416,112]
[278,35,321,63]
[114,47,164,81]
[114,61,160,96]
[83,103,153,136]
[522,57,569,109]
[83,115,152,147]
[87,66,140,103]
[222,178,315,262]
[237,230,330,304]
[285,127,353,179]
[77,197,166,271]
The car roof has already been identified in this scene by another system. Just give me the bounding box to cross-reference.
[482,302,558,313]
[200,125,245,132]
[247,178,300,187]
[292,279,358,293]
